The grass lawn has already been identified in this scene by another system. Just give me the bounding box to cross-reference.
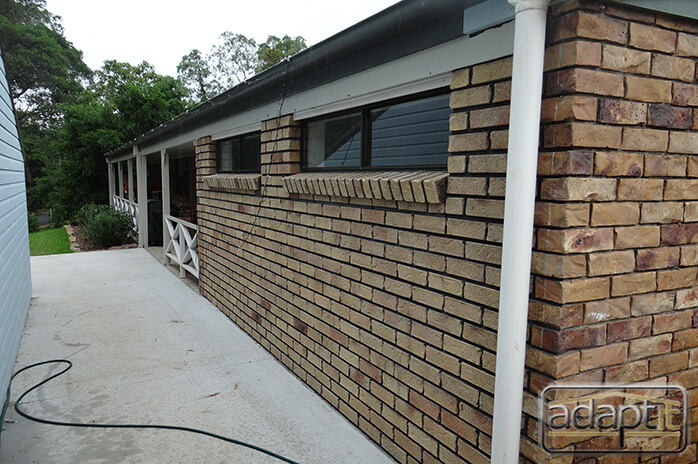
[29,227,73,256]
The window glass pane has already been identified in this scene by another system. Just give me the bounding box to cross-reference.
[370,93,451,167]
[241,133,261,172]
[218,140,233,172]
[306,112,361,168]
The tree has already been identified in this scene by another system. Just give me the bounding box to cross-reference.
[0,0,90,196]
[176,49,214,104]
[256,35,307,73]
[45,60,188,222]
[209,32,257,90]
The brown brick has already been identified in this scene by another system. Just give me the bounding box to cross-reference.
[540,177,617,201]
[449,113,468,132]
[450,68,470,90]
[531,324,607,352]
[525,347,580,377]
[621,127,669,152]
[657,267,698,291]
[617,178,663,201]
[625,76,672,103]
[545,123,622,150]
[580,343,628,371]
[469,106,509,129]
[448,133,489,153]
[544,40,602,71]
[686,202,698,222]
[651,54,695,83]
[537,150,593,176]
[641,202,683,224]
[629,23,676,53]
[493,81,511,103]
[599,100,647,125]
[661,224,698,245]
[672,83,698,107]
[450,85,491,109]
[636,247,681,270]
[588,250,635,276]
[676,286,698,309]
[648,105,693,130]
[471,57,512,84]
[673,328,698,351]
[538,227,614,254]
[594,151,643,177]
[468,154,507,173]
[546,68,624,98]
[649,351,689,377]
[605,359,649,383]
[535,276,610,304]
[529,301,584,329]
[611,271,657,296]
[601,44,651,74]
[541,96,597,122]
[631,291,675,316]
[591,202,639,226]
[682,246,698,266]
[677,32,698,58]
[669,132,698,154]
[607,316,652,343]
[531,252,587,278]
[534,202,590,227]
[645,154,687,177]
[628,333,673,361]
[553,11,628,44]
[614,225,661,249]
[653,310,694,334]
[584,298,630,324]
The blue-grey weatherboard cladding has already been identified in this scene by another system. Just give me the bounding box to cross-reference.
[0,40,32,434]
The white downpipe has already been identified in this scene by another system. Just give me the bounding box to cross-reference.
[491,0,550,463]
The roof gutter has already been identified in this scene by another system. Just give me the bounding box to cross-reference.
[491,0,550,462]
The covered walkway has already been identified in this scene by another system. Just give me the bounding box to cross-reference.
[0,249,395,464]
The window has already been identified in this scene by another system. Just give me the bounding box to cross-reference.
[304,91,451,169]
[217,132,261,173]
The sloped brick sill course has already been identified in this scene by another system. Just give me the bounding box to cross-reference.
[283,171,448,203]
[203,173,261,192]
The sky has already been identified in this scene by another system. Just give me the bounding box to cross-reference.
[45,0,402,77]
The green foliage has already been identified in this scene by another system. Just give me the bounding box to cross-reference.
[28,226,73,256]
[176,49,214,104]
[76,204,132,248]
[27,212,38,233]
[177,33,306,105]
[256,35,307,73]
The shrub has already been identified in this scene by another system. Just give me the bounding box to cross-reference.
[27,212,39,233]
[77,203,133,248]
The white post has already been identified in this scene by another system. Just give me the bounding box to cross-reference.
[491,1,550,463]
[117,162,124,198]
[161,149,171,263]
[127,158,134,202]
[107,161,115,206]
[136,147,148,248]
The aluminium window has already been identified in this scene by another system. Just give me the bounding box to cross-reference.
[217,132,261,173]
[303,91,451,169]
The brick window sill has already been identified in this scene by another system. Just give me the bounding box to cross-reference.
[283,171,448,204]
[203,173,261,192]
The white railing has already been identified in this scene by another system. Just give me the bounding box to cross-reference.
[113,196,138,233]
[165,215,199,279]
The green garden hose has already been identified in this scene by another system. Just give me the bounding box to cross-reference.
[9,360,300,464]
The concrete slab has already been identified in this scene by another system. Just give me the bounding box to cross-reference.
[1,249,396,464]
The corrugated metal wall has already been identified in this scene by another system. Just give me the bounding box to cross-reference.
[0,42,32,419]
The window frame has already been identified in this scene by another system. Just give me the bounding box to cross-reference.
[216,131,262,174]
[302,88,451,171]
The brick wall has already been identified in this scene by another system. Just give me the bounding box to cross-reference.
[195,57,513,464]
[194,1,698,462]
[525,1,698,462]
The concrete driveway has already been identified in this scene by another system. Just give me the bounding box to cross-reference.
[0,248,396,464]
